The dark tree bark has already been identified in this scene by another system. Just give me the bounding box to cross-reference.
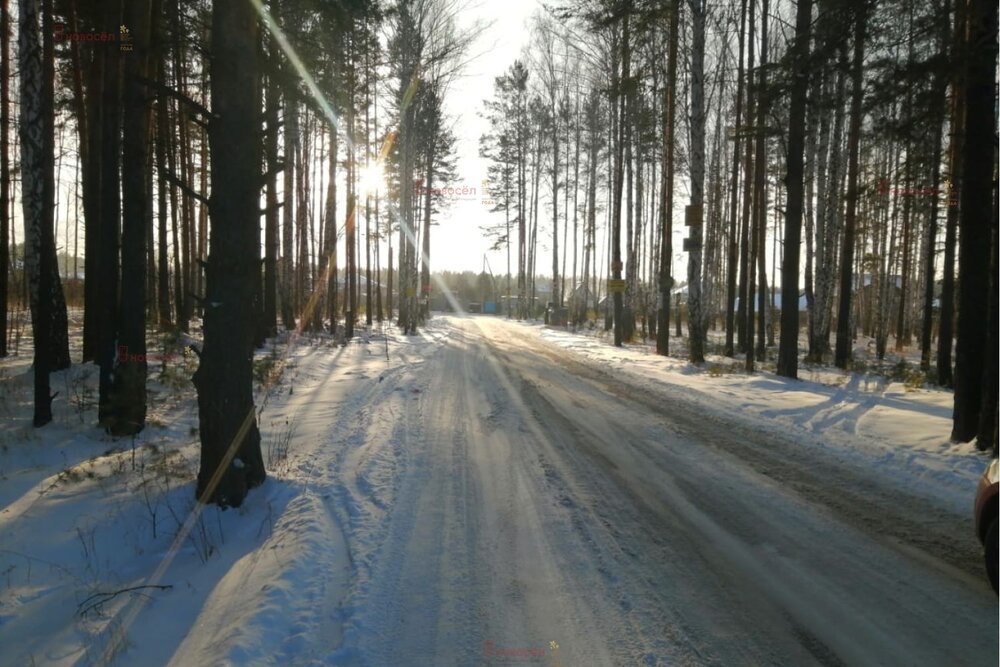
[776,0,813,378]
[937,0,967,387]
[421,143,433,320]
[952,0,998,443]
[155,46,170,327]
[611,9,629,347]
[0,0,8,358]
[656,0,678,356]
[978,215,998,451]
[171,0,192,331]
[920,0,950,371]
[263,71,279,338]
[73,1,99,362]
[280,93,297,330]
[737,0,757,355]
[193,0,266,507]
[19,0,54,425]
[96,2,122,429]
[295,110,308,327]
[35,0,69,373]
[724,0,747,358]
[834,1,868,370]
[110,0,154,435]
[746,0,768,371]
[346,100,357,338]
[686,0,707,362]
[325,126,338,333]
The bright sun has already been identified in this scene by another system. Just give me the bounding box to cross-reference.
[359,162,385,195]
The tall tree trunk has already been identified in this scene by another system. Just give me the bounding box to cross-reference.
[747,0,769,370]
[194,0,266,507]
[920,0,949,370]
[111,0,153,435]
[738,0,756,356]
[296,111,309,327]
[421,144,434,320]
[951,0,998,443]
[171,0,192,330]
[612,10,629,347]
[281,94,297,330]
[686,0,707,363]
[19,0,54,424]
[777,0,813,378]
[346,96,357,337]
[834,1,868,369]
[96,2,122,427]
[937,0,967,387]
[0,0,8,358]
[977,209,998,451]
[657,0,677,355]
[326,129,338,332]
[724,0,747,358]
[263,71,278,337]
[156,49,171,327]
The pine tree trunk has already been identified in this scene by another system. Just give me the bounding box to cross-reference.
[748,0,769,369]
[263,71,278,337]
[0,0,8,358]
[296,111,309,327]
[738,0,756,356]
[657,0,677,355]
[686,0,707,363]
[937,0,967,387]
[110,0,153,436]
[96,2,122,428]
[623,72,634,342]
[281,95,297,330]
[977,213,998,451]
[326,129,338,332]
[834,3,867,369]
[951,0,997,443]
[920,3,949,370]
[19,0,53,424]
[724,0,747,358]
[421,146,434,321]
[611,11,628,347]
[156,49,171,327]
[777,0,813,378]
[194,0,265,507]
[37,0,68,372]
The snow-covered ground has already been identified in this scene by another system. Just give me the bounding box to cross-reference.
[0,314,995,666]
[533,321,985,516]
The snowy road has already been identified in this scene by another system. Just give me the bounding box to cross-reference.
[324,315,997,666]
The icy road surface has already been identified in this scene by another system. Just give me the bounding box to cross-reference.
[320,315,996,666]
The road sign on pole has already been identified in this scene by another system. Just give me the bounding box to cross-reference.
[683,237,701,252]
[685,204,703,227]
[607,279,627,293]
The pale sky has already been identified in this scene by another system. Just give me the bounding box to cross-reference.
[432,0,542,274]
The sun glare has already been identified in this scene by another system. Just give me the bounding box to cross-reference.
[359,162,385,195]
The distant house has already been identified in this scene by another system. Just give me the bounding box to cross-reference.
[567,282,598,310]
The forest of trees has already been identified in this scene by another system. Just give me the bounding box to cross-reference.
[478,0,997,448]
[0,0,996,506]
